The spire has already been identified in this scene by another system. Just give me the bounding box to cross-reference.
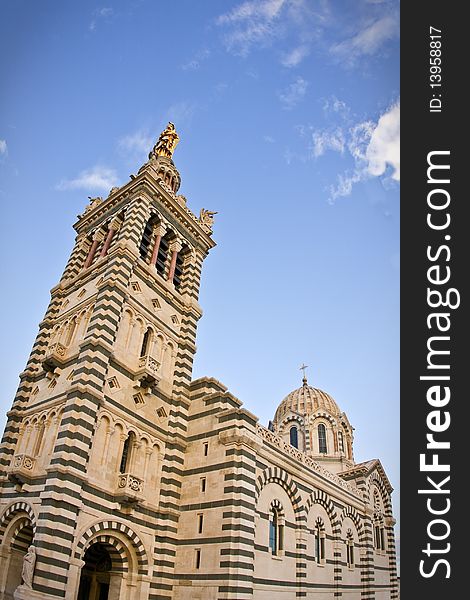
[149,122,180,160]
[299,363,308,386]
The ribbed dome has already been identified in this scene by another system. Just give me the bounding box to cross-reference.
[274,380,341,422]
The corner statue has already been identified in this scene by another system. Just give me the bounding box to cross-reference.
[150,122,180,159]
[21,545,36,588]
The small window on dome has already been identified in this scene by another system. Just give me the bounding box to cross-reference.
[289,426,298,449]
[318,424,327,454]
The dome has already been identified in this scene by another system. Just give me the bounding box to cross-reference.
[273,378,341,423]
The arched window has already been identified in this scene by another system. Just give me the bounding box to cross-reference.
[315,519,326,564]
[140,328,151,357]
[289,426,298,448]
[173,247,187,291]
[373,512,386,552]
[139,218,154,261]
[346,529,354,568]
[156,234,170,277]
[269,504,284,556]
[119,432,134,473]
[318,424,327,454]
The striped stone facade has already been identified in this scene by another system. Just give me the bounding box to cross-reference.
[0,139,397,600]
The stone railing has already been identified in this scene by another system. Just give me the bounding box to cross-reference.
[116,473,144,502]
[134,354,160,388]
[8,454,36,484]
[43,342,68,371]
[256,425,362,499]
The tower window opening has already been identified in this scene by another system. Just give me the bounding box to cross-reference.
[195,549,201,569]
[119,434,132,473]
[139,219,154,261]
[203,442,209,456]
[289,425,298,449]
[156,235,169,277]
[198,513,204,534]
[318,424,328,454]
[140,328,151,357]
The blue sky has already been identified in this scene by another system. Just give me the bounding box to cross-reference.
[0,0,400,536]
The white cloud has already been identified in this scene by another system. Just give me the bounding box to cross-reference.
[331,14,398,64]
[326,100,400,202]
[366,101,400,181]
[90,7,113,31]
[311,128,345,158]
[278,76,308,110]
[56,166,119,192]
[322,96,350,120]
[263,135,275,143]
[281,44,310,67]
[0,139,7,156]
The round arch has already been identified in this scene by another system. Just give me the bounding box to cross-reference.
[255,467,304,525]
[74,520,149,576]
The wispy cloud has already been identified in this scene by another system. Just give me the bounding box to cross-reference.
[216,0,289,56]
[0,139,7,156]
[331,13,398,65]
[56,166,119,192]
[278,76,308,110]
[181,48,211,71]
[281,44,310,67]
[311,128,345,158]
[328,100,400,201]
[165,101,196,126]
[322,96,350,120]
[117,130,153,160]
[89,7,113,32]
[264,135,275,144]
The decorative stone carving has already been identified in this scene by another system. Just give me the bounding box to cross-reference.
[198,208,217,232]
[116,473,144,503]
[43,342,67,372]
[256,424,361,498]
[134,354,160,389]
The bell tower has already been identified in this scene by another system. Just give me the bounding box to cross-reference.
[0,124,216,599]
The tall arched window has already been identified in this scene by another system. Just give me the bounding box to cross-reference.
[156,234,170,277]
[346,530,354,568]
[373,512,386,552]
[315,518,326,564]
[139,218,154,261]
[119,432,134,473]
[289,426,298,448]
[318,424,327,454]
[269,503,284,556]
[140,328,151,357]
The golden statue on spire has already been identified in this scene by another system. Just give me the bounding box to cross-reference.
[150,122,180,159]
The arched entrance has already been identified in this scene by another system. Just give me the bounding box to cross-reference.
[77,543,120,600]
[1,518,34,600]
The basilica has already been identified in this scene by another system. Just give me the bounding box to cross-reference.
[0,124,398,599]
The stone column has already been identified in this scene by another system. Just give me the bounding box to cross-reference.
[99,218,121,258]
[83,231,103,269]
[149,224,167,267]
[167,240,182,283]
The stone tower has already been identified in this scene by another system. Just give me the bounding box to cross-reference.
[0,123,215,599]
